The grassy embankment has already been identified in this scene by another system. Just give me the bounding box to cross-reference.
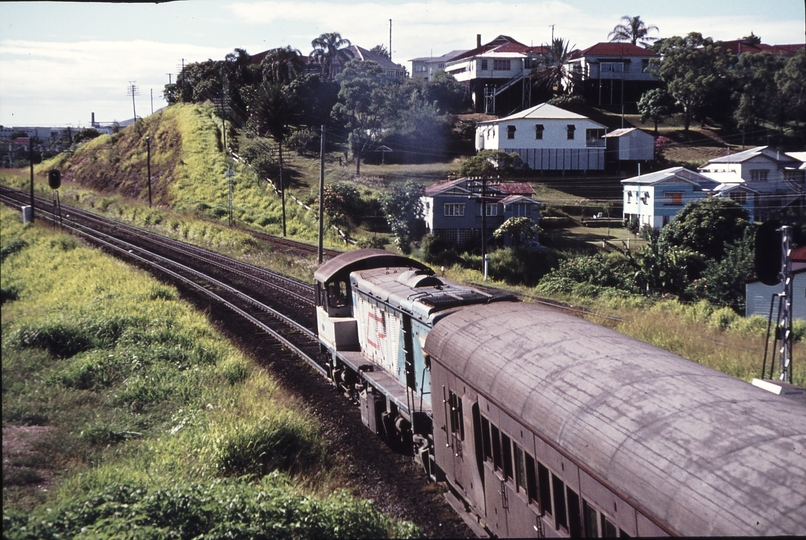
[0,205,418,538]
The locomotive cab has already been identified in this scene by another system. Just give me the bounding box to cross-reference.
[314,250,433,352]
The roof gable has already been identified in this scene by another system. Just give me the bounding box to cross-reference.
[622,166,717,188]
[479,102,603,125]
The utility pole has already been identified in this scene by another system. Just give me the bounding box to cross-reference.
[29,138,34,223]
[549,24,555,43]
[146,136,152,207]
[389,19,393,62]
[127,81,139,122]
[151,88,154,115]
[318,125,326,264]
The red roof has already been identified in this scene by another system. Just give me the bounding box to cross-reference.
[792,245,806,262]
[720,40,804,56]
[573,42,658,58]
[493,182,535,196]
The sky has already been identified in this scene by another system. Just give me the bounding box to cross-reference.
[1,0,803,128]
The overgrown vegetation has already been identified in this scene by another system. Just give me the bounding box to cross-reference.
[1,206,418,538]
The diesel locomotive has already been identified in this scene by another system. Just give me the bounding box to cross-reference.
[314,249,806,537]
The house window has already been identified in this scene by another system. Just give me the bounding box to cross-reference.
[535,124,544,139]
[444,203,465,216]
[567,125,576,140]
[484,204,498,217]
[601,62,624,72]
[665,191,683,205]
[627,190,632,203]
[586,128,604,146]
[507,125,516,139]
[493,59,511,71]
[730,191,747,204]
[480,59,488,70]
[750,169,769,182]
[414,64,427,73]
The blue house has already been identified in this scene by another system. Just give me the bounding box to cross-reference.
[422,178,541,248]
[622,167,756,228]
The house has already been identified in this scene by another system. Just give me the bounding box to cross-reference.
[746,245,806,322]
[719,38,805,57]
[409,50,468,81]
[422,177,541,248]
[475,102,607,171]
[441,35,549,114]
[621,166,756,228]
[603,127,654,172]
[698,146,805,222]
[565,42,660,106]
[340,45,407,79]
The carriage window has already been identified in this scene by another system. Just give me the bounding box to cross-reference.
[584,500,599,538]
[538,462,552,516]
[514,443,527,493]
[502,433,513,480]
[491,426,502,471]
[326,281,348,308]
[525,454,538,503]
[481,417,492,461]
[567,488,582,538]
[601,515,618,537]
[552,474,568,530]
[449,391,464,440]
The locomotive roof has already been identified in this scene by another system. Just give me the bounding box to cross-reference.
[314,249,431,284]
[350,266,515,324]
[425,301,806,536]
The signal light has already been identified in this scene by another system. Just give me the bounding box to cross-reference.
[754,221,781,286]
[48,169,61,190]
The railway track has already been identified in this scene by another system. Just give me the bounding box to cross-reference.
[0,184,474,538]
[0,185,323,368]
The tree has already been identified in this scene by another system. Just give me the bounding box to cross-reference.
[659,197,751,262]
[493,217,541,246]
[651,33,736,132]
[310,32,352,82]
[332,60,393,175]
[637,88,675,133]
[249,82,302,236]
[261,46,305,85]
[460,150,526,177]
[732,52,786,135]
[690,227,755,312]
[382,180,425,253]
[369,44,390,59]
[608,15,659,47]
[532,38,579,97]
[776,49,806,127]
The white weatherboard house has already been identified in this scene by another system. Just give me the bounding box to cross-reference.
[698,146,805,221]
[746,246,806,322]
[622,167,756,228]
[475,103,606,171]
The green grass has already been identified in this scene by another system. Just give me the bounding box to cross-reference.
[0,205,418,537]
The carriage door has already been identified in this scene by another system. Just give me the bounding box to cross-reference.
[447,387,465,491]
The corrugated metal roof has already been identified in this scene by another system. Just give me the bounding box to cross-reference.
[425,301,806,536]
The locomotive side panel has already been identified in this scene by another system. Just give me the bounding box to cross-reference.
[353,290,402,376]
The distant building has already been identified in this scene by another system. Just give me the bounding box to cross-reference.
[565,42,660,107]
[409,50,468,81]
[422,177,541,249]
[440,35,549,114]
[698,146,805,222]
[622,166,756,228]
[603,127,654,173]
[475,102,606,171]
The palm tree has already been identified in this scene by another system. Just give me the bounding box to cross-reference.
[310,32,352,81]
[532,38,579,96]
[261,46,304,85]
[608,16,659,47]
[250,82,300,236]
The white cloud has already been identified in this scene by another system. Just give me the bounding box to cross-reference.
[0,40,225,126]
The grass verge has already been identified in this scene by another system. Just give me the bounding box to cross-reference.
[1,205,419,538]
